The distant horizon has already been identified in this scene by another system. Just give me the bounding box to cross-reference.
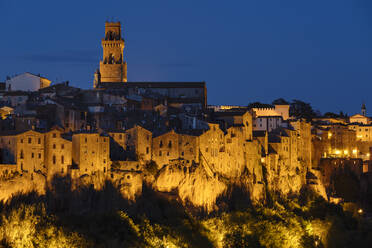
[1,0,371,115]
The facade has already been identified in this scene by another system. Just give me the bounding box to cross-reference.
[253,116,282,132]
[5,72,51,91]
[72,133,110,175]
[349,114,370,125]
[44,128,72,180]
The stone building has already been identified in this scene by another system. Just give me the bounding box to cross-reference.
[0,130,45,174]
[125,125,152,162]
[44,127,72,180]
[72,132,110,175]
[152,130,200,169]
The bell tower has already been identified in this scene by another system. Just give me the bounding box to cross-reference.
[98,22,127,84]
[362,103,366,116]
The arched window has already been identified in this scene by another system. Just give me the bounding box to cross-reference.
[61,156,64,164]
[20,150,24,159]
[168,141,172,148]
[52,155,56,165]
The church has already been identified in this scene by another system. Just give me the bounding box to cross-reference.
[93,22,207,111]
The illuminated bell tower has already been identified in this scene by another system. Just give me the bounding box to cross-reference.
[99,22,127,83]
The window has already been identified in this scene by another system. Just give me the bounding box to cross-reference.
[61,156,64,164]
[168,141,172,148]
[147,135,150,141]
[61,144,64,149]
[167,152,170,156]
[31,153,34,158]
[181,152,184,156]
[53,155,56,164]
[38,138,41,144]
[146,147,149,154]
[104,159,106,164]
[159,140,163,148]
[20,150,24,159]
[38,153,41,159]
[53,133,56,138]
[21,139,23,143]
[85,137,87,143]
[159,151,162,156]
[53,144,56,149]
[119,134,122,139]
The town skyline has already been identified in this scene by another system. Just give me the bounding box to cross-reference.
[1,0,372,114]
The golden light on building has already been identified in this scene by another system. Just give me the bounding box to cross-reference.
[368,153,370,157]
[328,132,332,139]
[335,150,341,155]
[352,149,357,155]
[358,208,363,214]
[343,150,348,155]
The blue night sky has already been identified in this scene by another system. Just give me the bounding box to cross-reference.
[1,0,372,115]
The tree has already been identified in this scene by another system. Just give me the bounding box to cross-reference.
[272,98,289,105]
[290,100,317,121]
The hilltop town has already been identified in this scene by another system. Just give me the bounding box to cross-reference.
[0,22,371,211]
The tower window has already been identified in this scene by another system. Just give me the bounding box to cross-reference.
[61,156,64,164]
[53,155,56,165]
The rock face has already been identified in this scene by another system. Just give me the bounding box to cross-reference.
[0,173,46,201]
[155,162,226,211]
